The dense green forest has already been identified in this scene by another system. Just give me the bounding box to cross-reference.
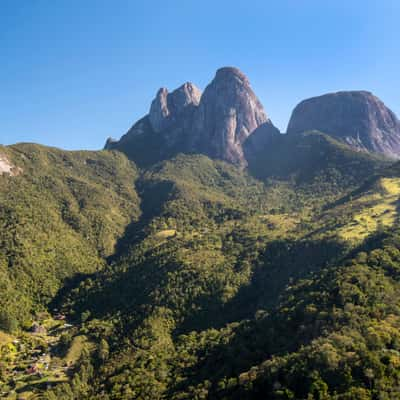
[1,136,400,399]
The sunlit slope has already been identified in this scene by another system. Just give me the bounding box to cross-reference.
[338,177,400,241]
[313,165,400,243]
[1,140,398,399]
[0,143,140,325]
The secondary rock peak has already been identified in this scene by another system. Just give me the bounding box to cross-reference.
[149,82,201,132]
[287,90,400,158]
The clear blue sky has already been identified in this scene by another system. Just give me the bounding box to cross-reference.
[1,0,399,150]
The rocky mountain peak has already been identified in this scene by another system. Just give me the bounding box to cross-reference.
[149,82,201,132]
[214,66,250,85]
[287,90,400,159]
[105,67,280,166]
[192,66,274,166]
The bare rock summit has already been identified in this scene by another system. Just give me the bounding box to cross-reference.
[105,67,280,166]
[192,67,278,166]
[149,82,202,132]
[287,91,400,159]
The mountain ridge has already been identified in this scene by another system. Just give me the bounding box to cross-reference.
[106,68,400,169]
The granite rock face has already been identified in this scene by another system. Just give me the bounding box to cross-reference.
[243,121,282,161]
[149,83,201,133]
[287,91,400,159]
[105,67,280,166]
[192,67,276,165]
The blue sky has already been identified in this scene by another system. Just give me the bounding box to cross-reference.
[1,0,399,150]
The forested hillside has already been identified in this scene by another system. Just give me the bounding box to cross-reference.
[3,133,400,398]
[0,144,140,331]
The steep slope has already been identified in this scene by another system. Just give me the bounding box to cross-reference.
[287,91,400,158]
[105,82,202,167]
[45,149,392,399]
[312,160,400,244]
[199,229,400,399]
[1,141,399,399]
[245,130,389,204]
[190,67,279,166]
[149,83,201,133]
[105,67,280,167]
[0,143,140,329]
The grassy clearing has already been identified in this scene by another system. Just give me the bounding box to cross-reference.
[0,331,13,346]
[338,178,400,242]
[155,229,177,239]
[64,335,88,366]
[259,213,300,235]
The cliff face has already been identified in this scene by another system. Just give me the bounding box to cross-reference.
[105,67,280,167]
[191,67,277,165]
[149,83,202,133]
[287,91,400,159]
